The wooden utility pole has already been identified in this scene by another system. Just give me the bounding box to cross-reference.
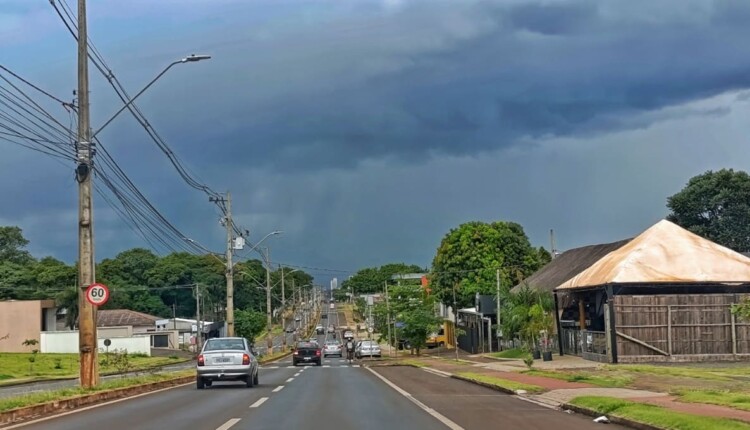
[209,192,235,336]
[264,247,273,351]
[76,0,98,389]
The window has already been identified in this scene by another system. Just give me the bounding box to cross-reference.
[204,339,245,351]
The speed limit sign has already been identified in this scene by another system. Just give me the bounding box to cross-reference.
[85,283,110,306]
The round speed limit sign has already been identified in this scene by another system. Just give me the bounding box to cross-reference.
[85,283,110,306]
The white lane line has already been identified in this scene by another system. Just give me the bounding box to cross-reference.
[286,377,295,383]
[273,385,284,392]
[322,365,330,368]
[423,367,451,378]
[294,372,301,377]
[353,364,361,368]
[249,397,269,408]
[263,366,279,369]
[216,418,242,430]
[367,368,464,430]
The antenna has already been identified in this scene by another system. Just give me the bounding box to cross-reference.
[550,229,557,259]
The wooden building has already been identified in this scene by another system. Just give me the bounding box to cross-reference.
[553,220,750,363]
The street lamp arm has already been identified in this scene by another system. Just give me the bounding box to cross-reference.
[246,231,283,256]
[92,54,210,138]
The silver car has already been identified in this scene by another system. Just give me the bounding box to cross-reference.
[323,340,342,357]
[196,337,259,389]
[355,340,381,358]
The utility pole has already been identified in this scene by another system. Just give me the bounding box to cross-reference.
[210,192,235,337]
[281,266,286,350]
[263,247,273,351]
[385,281,392,357]
[195,284,202,353]
[550,229,557,260]
[453,282,459,362]
[76,0,98,389]
[496,268,501,350]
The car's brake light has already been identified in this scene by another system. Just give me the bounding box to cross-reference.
[197,354,204,366]
[242,353,250,365]
[315,349,321,356]
[293,350,299,356]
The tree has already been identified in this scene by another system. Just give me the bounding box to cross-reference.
[431,221,544,308]
[235,309,267,344]
[667,169,750,252]
[342,263,425,295]
[498,285,554,348]
[388,284,441,356]
[0,226,34,265]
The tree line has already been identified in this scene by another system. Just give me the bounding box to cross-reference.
[0,226,314,330]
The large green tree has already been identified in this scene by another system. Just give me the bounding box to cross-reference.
[388,284,442,355]
[431,221,544,308]
[234,309,267,343]
[0,226,34,265]
[667,169,750,252]
[342,263,425,295]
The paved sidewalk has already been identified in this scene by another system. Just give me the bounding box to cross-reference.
[409,356,750,424]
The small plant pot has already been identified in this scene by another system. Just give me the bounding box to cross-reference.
[542,351,553,361]
[532,350,541,360]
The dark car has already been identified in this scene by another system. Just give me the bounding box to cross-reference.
[292,341,321,366]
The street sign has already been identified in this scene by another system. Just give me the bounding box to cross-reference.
[103,339,111,347]
[368,327,374,333]
[85,283,110,306]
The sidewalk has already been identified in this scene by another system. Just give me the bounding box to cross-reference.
[409,355,750,424]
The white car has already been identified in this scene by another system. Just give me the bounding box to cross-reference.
[355,340,381,358]
[323,340,342,357]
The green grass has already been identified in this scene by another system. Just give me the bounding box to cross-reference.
[570,396,750,430]
[0,353,188,385]
[0,370,193,413]
[677,390,750,412]
[608,364,737,382]
[399,359,429,368]
[524,369,632,388]
[457,372,544,393]
[489,348,529,359]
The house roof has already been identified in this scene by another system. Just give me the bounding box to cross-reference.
[512,239,632,293]
[97,309,160,327]
[556,220,750,291]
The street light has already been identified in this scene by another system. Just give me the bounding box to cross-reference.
[92,54,211,138]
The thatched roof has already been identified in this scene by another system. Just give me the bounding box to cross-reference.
[512,238,631,293]
[556,220,750,290]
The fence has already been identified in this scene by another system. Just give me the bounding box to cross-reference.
[40,331,151,355]
[614,294,750,362]
[562,329,607,362]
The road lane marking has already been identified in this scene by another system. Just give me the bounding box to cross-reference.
[353,364,360,368]
[250,397,268,408]
[322,365,330,368]
[273,385,284,392]
[423,367,451,378]
[286,377,294,382]
[216,418,241,430]
[294,372,301,376]
[367,368,464,430]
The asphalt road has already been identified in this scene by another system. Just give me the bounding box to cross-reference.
[4,304,621,430]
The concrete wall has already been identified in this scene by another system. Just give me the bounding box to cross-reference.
[0,300,56,353]
[41,331,151,355]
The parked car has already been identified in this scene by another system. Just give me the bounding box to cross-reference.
[355,340,381,358]
[293,341,322,366]
[196,337,259,389]
[323,340,342,357]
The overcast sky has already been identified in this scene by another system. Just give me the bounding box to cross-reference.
[2,0,750,283]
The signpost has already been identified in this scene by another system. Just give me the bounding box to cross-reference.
[85,283,110,307]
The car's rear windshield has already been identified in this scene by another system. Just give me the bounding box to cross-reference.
[204,339,245,351]
[297,342,315,348]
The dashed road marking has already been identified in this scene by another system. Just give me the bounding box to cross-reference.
[273,385,284,392]
[322,365,330,368]
[263,366,279,369]
[353,364,360,368]
[249,397,268,408]
[217,418,242,430]
[286,377,294,383]
[294,372,301,377]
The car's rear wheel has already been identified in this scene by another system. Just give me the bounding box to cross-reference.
[254,371,259,385]
[205,380,213,387]
[245,375,254,388]
[196,377,205,390]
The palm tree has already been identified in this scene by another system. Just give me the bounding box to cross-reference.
[56,286,79,330]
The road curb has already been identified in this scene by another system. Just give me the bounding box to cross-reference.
[0,376,193,428]
[449,374,520,395]
[259,351,292,365]
[561,403,660,430]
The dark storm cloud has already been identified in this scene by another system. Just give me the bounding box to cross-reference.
[134,0,750,174]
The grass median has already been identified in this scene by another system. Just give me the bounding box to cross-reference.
[0,370,194,413]
[456,372,544,393]
[570,396,750,430]
[0,353,188,386]
[677,390,750,412]
[523,369,632,388]
[488,348,529,359]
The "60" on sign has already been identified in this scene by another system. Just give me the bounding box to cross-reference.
[85,283,110,306]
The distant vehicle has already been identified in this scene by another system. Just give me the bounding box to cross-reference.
[293,341,322,366]
[330,303,335,309]
[323,340,342,357]
[196,337,259,389]
[285,326,295,333]
[343,330,354,340]
[316,325,325,334]
[426,328,447,348]
[309,337,319,346]
[327,325,335,333]
[355,340,381,358]
[321,313,328,319]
